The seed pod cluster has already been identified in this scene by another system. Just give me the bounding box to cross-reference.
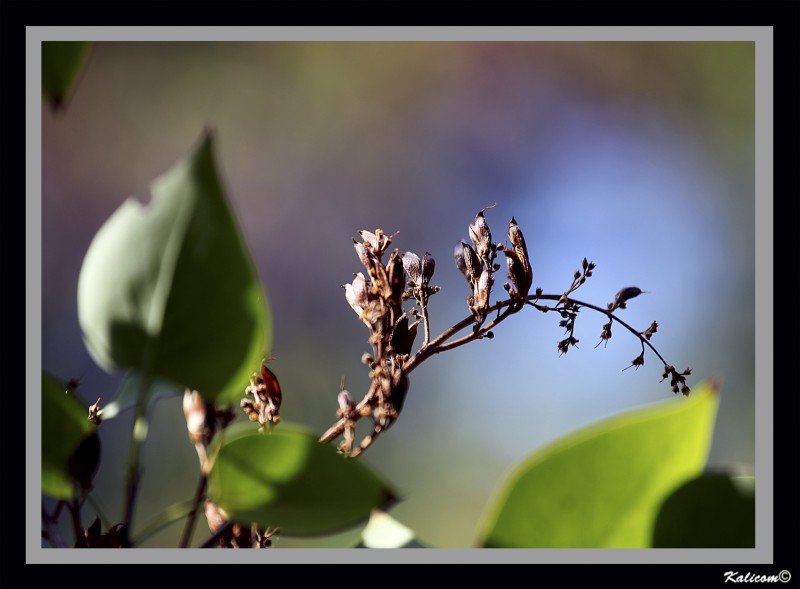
[333,229,438,456]
[455,208,534,320]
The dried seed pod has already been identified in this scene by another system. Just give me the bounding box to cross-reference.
[473,268,492,312]
[359,229,393,254]
[390,315,410,354]
[343,272,369,316]
[454,240,482,283]
[504,249,532,299]
[421,252,435,284]
[390,315,418,356]
[360,230,380,248]
[469,209,494,267]
[609,286,646,311]
[454,241,468,280]
[401,252,422,284]
[508,216,527,252]
[386,250,406,300]
[353,239,380,277]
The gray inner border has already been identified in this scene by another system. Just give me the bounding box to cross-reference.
[27,26,773,565]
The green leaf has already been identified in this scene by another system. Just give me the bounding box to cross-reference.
[358,510,428,548]
[42,372,95,500]
[77,131,270,405]
[207,426,396,536]
[652,473,755,547]
[478,380,720,547]
[42,41,91,108]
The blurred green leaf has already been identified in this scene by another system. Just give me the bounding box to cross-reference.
[77,131,270,405]
[42,41,91,108]
[42,372,94,500]
[358,510,427,548]
[207,426,396,536]
[478,380,720,547]
[652,472,755,547]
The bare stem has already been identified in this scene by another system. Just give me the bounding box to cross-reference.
[404,298,515,373]
[421,294,432,346]
[405,292,669,376]
[42,501,66,548]
[123,375,153,536]
[178,473,207,548]
[323,286,679,455]
[68,499,83,546]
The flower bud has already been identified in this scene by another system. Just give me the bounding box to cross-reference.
[183,389,207,444]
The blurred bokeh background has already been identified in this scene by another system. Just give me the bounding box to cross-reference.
[41,41,755,548]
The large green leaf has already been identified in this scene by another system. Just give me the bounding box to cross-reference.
[478,381,720,547]
[42,41,91,108]
[652,473,755,547]
[77,132,270,405]
[42,372,95,500]
[207,425,396,536]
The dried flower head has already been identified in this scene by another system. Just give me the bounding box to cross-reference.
[241,361,283,427]
[88,397,103,425]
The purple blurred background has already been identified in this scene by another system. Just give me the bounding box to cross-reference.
[42,41,755,547]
